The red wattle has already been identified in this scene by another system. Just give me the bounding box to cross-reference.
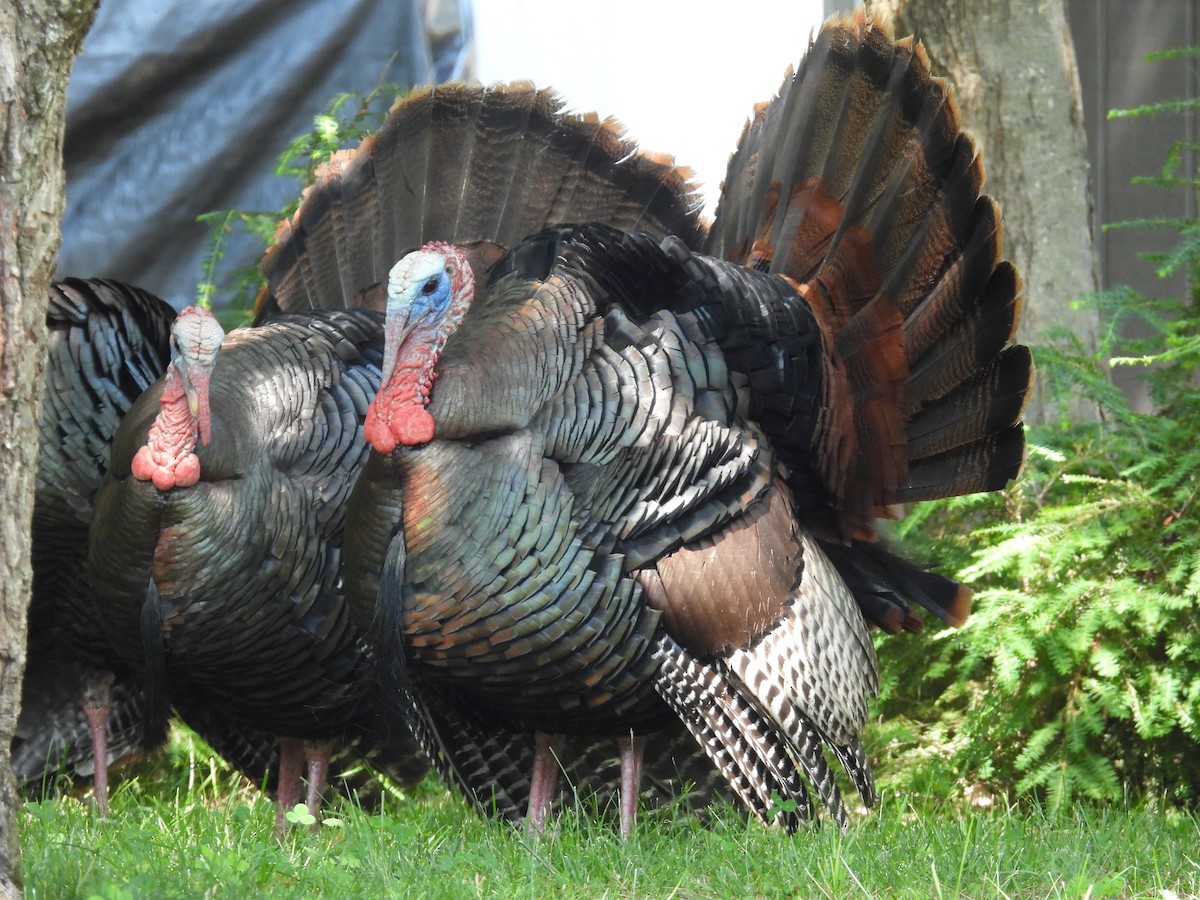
[364,402,434,453]
[392,406,435,446]
[172,455,201,488]
[131,446,157,482]
[364,405,397,455]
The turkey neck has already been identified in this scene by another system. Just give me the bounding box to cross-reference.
[131,366,203,490]
[366,246,475,453]
[380,321,442,410]
[152,373,199,451]
[364,331,441,452]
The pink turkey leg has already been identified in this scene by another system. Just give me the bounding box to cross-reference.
[274,736,303,835]
[617,733,645,837]
[303,739,332,825]
[82,679,111,816]
[526,732,565,834]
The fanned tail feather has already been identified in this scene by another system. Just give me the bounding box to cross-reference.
[258,83,704,320]
[707,10,1032,537]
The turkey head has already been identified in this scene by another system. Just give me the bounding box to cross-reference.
[364,243,475,453]
[130,306,224,491]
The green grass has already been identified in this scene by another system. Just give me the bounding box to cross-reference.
[18,732,1200,898]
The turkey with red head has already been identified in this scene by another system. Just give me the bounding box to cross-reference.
[24,281,443,815]
[260,11,1031,833]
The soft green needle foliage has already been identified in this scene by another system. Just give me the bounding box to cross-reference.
[870,46,1200,811]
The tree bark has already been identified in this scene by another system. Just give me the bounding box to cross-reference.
[868,0,1101,423]
[0,2,97,895]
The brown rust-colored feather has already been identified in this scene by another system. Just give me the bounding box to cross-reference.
[646,481,798,656]
[706,10,1031,539]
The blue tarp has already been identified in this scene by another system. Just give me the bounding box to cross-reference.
[57,0,474,310]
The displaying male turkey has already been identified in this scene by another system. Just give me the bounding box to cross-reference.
[256,10,1031,835]
[22,281,319,809]
[19,278,177,811]
[21,281,433,816]
[251,78,729,835]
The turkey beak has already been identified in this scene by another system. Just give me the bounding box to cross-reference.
[184,365,214,446]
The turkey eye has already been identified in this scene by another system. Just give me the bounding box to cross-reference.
[421,278,438,295]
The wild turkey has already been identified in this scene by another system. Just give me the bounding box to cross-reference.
[20,280,416,810]
[82,299,733,826]
[19,278,177,810]
[256,10,1031,834]
[84,305,417,826]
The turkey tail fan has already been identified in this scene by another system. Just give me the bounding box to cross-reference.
[257,82,706,320]
[41,278,177,515]
[706,9,1032,541]
[36,277,175,635]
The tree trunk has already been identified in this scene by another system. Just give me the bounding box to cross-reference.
[0,2,97,895]
[868,0,1101,423]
